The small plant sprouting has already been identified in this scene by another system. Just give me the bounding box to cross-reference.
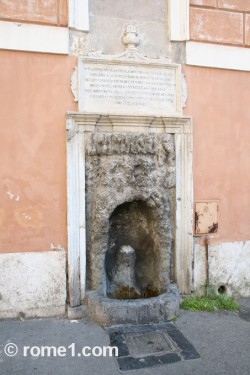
[170,314,180,322]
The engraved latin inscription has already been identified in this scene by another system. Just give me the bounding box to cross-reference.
[82,63,178,114]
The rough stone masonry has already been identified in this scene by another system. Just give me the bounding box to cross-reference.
[85,132,176,297]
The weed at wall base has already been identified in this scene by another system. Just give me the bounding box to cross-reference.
[181,293,240,312]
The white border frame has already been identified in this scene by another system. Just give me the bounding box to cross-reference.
[186,41,250,72]
[66,113,193,306]
[0,21,69,54]
[69,0,89,31]
[169,0,190,41]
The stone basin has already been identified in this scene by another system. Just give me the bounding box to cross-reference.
[86,284,179,326]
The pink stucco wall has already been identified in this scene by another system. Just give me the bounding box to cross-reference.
[0,50,77,252]
[184,65,250,243]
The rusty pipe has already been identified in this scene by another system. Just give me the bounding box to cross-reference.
[204,235,209,296]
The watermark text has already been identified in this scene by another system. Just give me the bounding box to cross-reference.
[4,343,118,358]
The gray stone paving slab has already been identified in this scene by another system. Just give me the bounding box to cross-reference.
[239,298,250,309]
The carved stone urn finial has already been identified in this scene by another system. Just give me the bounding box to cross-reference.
[122,24,140,50]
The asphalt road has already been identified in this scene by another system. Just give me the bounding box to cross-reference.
[0,302,249,375]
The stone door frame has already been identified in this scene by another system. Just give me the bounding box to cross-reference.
[66,112,193,306]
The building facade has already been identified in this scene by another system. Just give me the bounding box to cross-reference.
[0,0,250,318]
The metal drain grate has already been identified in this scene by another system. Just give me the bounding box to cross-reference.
[125,330,179,357]
[107,322,200,371]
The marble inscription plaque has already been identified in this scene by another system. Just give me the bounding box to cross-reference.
[79,60,181,116]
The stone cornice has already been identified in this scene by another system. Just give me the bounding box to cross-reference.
[66,112,192,140]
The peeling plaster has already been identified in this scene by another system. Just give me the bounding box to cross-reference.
[0,251,66,318]
[22,213,32,221]
[193,240,250,297]
[51,243,66,251]
[6,191,20,201]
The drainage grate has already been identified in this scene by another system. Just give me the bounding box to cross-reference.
[107,322,200,371]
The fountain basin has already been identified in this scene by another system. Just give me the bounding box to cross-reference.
[86,284,179,326]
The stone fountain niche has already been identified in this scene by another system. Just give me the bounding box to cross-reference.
[66,25,193,326]
[85,133,175,300]
[84,132,180,324]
